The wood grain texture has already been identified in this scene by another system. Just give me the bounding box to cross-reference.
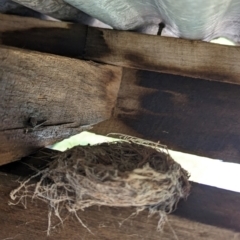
[0,13,87,58]
[1,14,240,85]
[2,14,240,162]
[0,45,122,165]
[0,172,239,240]
[92,68,240,163]
[85,27,240,84]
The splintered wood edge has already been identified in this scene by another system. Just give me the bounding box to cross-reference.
[0,45,122,165]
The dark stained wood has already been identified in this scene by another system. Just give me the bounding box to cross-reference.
[85,27,240,85]
[92,68,240,163]
[0,171,239,240]
[0,14,239,240]
[2,14,240,162]
[2,13,240,162]
[0,45,122,166]
[175,182,240,232]
[0,14,87,58]
[1,14,240,85]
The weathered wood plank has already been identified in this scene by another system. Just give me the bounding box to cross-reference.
[0,172,239,240]
[2,13,240,162]
[0,45,122,166]
[1,14,240,84]
[0,13,87,58]
[92,68,240,163]
[85,27,240,84]
[0,12,80,31]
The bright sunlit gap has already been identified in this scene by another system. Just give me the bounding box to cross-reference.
[51,131,240,193]
[210,37,236,46]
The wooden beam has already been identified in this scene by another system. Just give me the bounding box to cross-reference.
[0,45,121,166]
[0,13,87,58]
[2,14,240,162]
[85,27,240,84]
[92,68,240,163]
[1,14,240,84]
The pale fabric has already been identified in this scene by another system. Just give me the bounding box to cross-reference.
[7,0,240,41]
[63,0,240,41]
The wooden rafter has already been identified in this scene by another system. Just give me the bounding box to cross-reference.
[1,14,240,84]
[0,45,121,165]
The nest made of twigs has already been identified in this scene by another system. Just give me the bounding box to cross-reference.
[10,134,191,235]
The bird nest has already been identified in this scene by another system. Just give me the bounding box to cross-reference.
[9,134,191,235]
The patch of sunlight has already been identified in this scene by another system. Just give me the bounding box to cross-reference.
[168,150,240,193]
[51,131,117,150]
[51,131,240,193]
[210,37,236,46]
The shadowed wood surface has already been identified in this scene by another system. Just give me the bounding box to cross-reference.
[0,14,240,240]
[92,68,240,163]
[0,167,239,240]
[0,45,121,166]
[0,13,87,58]
[85,27,240,84]
[1,14,240,84]
[1,15,240,161]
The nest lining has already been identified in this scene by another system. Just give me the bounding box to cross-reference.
[9,135,191,235]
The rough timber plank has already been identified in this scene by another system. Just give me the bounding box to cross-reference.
[1,14,240,84]
[92,68,240,163]
[85,27,240,85]
[0,173,239,240]
[0,45,122,165]
[2,14,240,162]
[0,13,87,58]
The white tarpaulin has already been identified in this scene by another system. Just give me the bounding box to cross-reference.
[1,0,238,42]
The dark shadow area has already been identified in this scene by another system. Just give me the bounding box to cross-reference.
[175,182,240,232]
[119,70,240,163]
[0,148,54,177]
[1,25,87,57]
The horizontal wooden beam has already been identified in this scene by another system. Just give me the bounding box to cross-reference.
[0,166,239,239]
[85,28,240,85]
[92,68,240,163]
[1,14,240,84]
[0,45,121,166]
[0,13,87,58]
[2,14,240,163]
